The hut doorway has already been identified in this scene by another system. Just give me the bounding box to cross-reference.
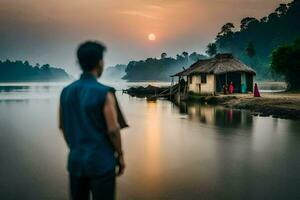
[215,72,242,93]
[246,74,254,92]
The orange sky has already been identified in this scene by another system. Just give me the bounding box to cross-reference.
[0,0,291,74]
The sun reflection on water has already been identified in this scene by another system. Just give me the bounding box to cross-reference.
[144,101,161,179]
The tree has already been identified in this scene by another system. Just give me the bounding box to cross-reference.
[176,54,185,61]
[24,61,30,66]
[245,42,256,58]
[206,43,217,57]
[260,16,268,23]
[161,52,167,59]
[276,4,288,16]
[271,39,300,90]
[268,12,279,22]
[182,51,189,62]
[240,17,258,30]
[182,51,189,58]
[217,22,235,38]
[41,64,50,70]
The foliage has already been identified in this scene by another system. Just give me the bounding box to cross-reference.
[102,64,127,81]
[240,17,258,31]
[209,0,300,79]
[271,39,300,90]
[122,52,207,81]
[161,52,167,59]
[206,43,217,57]
[217,23,235,39]
[245,42,256,58]
[0,60,71,82]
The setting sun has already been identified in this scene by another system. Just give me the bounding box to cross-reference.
[148,33,156,41]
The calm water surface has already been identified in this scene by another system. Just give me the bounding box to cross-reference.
[0,82,300,200]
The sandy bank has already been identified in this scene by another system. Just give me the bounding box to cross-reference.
[186,92,300,120]
[220,93,300,120]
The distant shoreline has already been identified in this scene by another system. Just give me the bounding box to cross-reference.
[0,60,72,83]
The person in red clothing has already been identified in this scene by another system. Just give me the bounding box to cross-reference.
[229,82,234,94]
[254,83,261,97]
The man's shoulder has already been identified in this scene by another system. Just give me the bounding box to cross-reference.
[97,82,116,93]
[61,80,116,96]
[61,80,79,92]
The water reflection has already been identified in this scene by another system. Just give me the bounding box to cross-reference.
[1,84,300,199]
[0,85,30,92]
[0,84,64,101]
[0,85,52,92]
[145,102,161,179]
[178,102,253,129]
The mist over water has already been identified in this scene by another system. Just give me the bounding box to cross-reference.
[0,83,300,199]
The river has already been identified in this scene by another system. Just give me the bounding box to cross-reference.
[0,82,300,200]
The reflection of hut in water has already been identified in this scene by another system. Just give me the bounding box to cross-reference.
[181,103,253,129]
[171,53,256,95]
[198,107,215,124]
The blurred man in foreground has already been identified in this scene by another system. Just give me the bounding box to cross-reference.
[59,41,127,200]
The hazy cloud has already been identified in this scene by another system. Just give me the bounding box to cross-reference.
[116,10,163,20]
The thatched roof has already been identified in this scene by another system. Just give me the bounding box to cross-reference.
[172,53,256,77]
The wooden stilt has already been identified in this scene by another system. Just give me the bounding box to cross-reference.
[170,77,174,99]
[178,76,181,101]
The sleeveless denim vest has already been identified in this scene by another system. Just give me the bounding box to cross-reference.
[60,72,116,176]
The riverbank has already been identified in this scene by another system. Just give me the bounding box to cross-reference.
[124,84,300,120]
[203,93,300,120]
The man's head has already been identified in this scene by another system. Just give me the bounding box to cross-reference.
[77,41,106,77]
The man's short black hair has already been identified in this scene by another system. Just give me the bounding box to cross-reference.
[77,41,106,71]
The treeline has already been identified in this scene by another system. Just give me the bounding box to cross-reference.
[102,64,127,81]
[122,52,206,81]
[0,60,71,82]
[207,0,300,79]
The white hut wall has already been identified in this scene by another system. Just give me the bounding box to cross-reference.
[188,74,215,94]
[200,74,215,94]
[188,75,201,93]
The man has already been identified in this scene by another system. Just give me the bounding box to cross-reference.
[59,41,126,200]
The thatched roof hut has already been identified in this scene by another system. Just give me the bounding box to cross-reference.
[172,53,256,77]
[172,54,256,94]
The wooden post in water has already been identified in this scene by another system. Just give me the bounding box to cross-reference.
[183,76,187,99]
[170,77,174,100]
[178,76,181,101]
